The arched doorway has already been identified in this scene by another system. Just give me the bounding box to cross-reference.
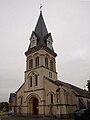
[28,97,39,115]
[33,98,38,115]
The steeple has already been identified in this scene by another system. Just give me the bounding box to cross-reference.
[34,11,48,46]
[25,11,54,55]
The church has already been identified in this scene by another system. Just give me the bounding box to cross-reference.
[9,10,90,119]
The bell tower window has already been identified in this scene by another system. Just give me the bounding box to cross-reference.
[35,56,39,67]
[45,57,48,68]
[50,60,53,70]
[29,59,33,69]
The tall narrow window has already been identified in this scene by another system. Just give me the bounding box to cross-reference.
[51,94,53,104]
[20,97,23,105]
[35,56,39,67]
[66,93,68,104]
[29,59,33,69]
[30,76,32,87]
[45,57,48,68]
[50,60,53,70]
[35,75,38,86]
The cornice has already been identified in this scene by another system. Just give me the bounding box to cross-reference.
[24,88,45,93]
[24,65,57,74]
[25,46,57,57]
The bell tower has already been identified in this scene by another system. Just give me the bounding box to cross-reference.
[24,11,57,91]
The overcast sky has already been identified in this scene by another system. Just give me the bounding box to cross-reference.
[0,0,90,102]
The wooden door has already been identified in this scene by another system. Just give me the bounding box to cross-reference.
[33,98,38,115]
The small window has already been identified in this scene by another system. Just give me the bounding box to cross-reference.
[45,57,48,68]
[51,94,53,104]
[30,76,32,87]
[35,56,39,67]
[35,75,38,86]
[29,59,33,69]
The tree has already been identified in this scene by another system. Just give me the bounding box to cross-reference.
[0,102,9,112]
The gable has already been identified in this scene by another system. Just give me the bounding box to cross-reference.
[44,76,58,96]
[15,83,25,94]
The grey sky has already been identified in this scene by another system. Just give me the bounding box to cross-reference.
[0,0,90,102]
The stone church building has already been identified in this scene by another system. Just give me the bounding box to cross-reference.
[9,11,90,119]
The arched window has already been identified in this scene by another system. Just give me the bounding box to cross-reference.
[66,93,68,104]
[30,76,32,87]
[35,75,38,86]
[19,96,23,106]
[20,97,23,105]
[45,57,48,68]
[35,56,39,67]
[50,94,53,104]
[29,59,33,69]
[50,60,53,70]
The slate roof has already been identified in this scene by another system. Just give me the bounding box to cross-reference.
[45,76,90,98]
[34,11,48,46]
[15,83,25,93]
[57,81,90,98]
[26,11,55,54]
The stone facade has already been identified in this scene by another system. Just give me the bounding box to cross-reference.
[9,11,90,119]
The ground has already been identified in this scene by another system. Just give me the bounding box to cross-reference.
[0,116,74,120]
[0,116,42,120]
[0,116,53,120]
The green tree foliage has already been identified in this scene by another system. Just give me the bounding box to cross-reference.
[0,102,9,112]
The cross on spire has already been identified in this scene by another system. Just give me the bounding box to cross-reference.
[40,4,42,13]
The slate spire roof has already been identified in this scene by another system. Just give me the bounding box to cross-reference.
[34,11,48,46]
[25,11,56,56]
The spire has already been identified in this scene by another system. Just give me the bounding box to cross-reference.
[25,9,54,55]
[34,10,48,46]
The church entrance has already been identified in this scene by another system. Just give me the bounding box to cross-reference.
[33,98,38,115]
[28,97,39,116]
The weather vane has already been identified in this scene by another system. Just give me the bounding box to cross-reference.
[40,4,43,13]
